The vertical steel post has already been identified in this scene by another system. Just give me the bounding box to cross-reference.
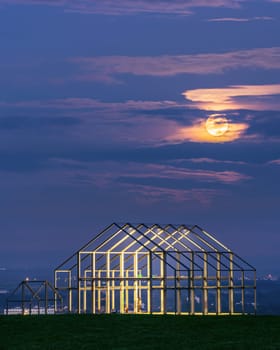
[241,270,245,315]
[174,269,177,315]
[187,269,191,315]
[176,252,181,314]
[91,252,96,314]
[134,252,138,313]
[148,251,153,314]
[97,269,101,312]
[229,253,234,314]
[216,253,221,315]
[162,252,166,314]
[190,252,195,315]
[106,252,111,313]
[77,252,81,314]
[83,269,87,313]
[45,281,48,314]
[21,282,25,315]
[254,270,257,315]
[125,270,129,312]
[120,252,124,313]
[68,271,72,313]
[54,271,57,313]
[112,270,115,312]
[203,253,208,315]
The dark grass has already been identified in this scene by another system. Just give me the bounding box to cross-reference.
[0,315,280,350]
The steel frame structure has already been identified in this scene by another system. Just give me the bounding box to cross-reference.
[6,280,63,315]
[54,223,256,315]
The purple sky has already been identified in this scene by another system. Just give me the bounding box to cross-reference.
[0,0,279,274]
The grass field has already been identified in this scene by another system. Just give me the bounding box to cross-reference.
[0,314,279,350]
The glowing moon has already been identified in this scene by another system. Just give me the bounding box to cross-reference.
[205,115,229,136]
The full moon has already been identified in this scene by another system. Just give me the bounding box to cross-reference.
[205,115,229,136]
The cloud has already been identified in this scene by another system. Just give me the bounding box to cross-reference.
[124,163,251,183]
[0,98,261,147]
[0,165,225,205]
[166,115,249,143]
[1,96,278,148]
[51,159,251,185]
[123,184,225,205]
[0,0,243,15]
[177,158,247,165]
[182,84,280,111]
[0,98,185,147]
[0,98,180,112]
[0,157,243,205]
[267,159,280,165]
[69,47,280,83]
[46,159,249,204]
[207,16,274,22]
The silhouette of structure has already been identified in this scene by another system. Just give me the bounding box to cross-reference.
[6,280,63,315]
[54,223,257,315]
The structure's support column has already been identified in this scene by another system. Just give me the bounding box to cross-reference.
[139,279,142,313]
[229,253,234,314]
[69,271,72,313]
[106,252,111,313]
[190,252,195,315]
[120,253,124,313]
[91,252,96,314]
[37,299,40,315]
[216,253,221,315]
[77,253,81,314]
[160,252,166,314]
[54,271,58,313]
[146,253,150,313]
[125,270,129,312]
[241,270,245,315]
[148,251,153,314]
[176,252,181,314]
[97,270,101,313]
[83,269,87,313]
[203,253,208,315]
[254,270,257,315]
[45,281,48,314]
[174,270,177,315]
[112,270,115,312]
[21,282,25,315]
[134,252,138,313]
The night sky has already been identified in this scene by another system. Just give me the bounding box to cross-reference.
[0,0,279,274]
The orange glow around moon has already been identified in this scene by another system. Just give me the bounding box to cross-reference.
[205,115,229,136]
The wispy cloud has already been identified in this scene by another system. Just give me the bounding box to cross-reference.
[207,16,274,22]
[48,159,250,204]
[177,158,247,165]
[69,47,280,83]
[125,163,251,183]
[0,98,180,112]
[51,159,251,185]
[182,84,280,111]
[0,98,184,146]
[0,0,243,15]
[0,98,259,146]
[123,184,225,205]
[166,115,250,144]
[267,159,280,165]
[0,168,226,206]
